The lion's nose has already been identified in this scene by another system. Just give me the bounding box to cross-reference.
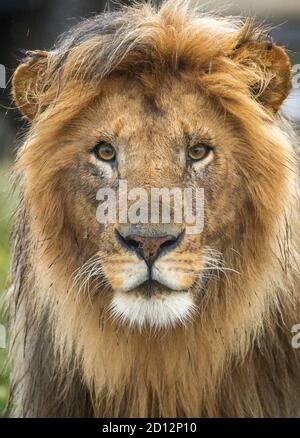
[116,230,182,265]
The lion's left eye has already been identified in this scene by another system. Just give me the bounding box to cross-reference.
[187,144,211,161]
[94,142,116,162]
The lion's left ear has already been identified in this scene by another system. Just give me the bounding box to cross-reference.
[231,31,292,113]
[12,50,50,120]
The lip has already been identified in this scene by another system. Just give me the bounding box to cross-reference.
[113,261,191,294]
[140,279,166,297]
[126,278,189,297]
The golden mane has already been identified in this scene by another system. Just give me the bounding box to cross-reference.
[7,0,300,417]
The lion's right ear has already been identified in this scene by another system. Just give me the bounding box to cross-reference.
[12,51,50,120]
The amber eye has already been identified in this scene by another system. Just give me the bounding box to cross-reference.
[187,144,211,161]
[94,142,116,162]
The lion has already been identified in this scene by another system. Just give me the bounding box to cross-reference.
[6,0,300,417]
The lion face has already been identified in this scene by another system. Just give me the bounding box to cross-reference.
[53,75,245,328]
[13,2,292,333]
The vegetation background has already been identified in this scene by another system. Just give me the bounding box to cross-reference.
[0,164,12,413]
[0,0,299,417]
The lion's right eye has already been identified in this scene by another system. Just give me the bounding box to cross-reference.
[94,142,116,162]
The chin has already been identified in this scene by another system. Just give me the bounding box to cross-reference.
[109,286,196,330]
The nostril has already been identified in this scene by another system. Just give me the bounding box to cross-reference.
[115,229,140,251]
[125,238,140,250]
[160,236,178,250]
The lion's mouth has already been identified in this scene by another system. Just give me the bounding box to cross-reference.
[132,278,184,297]
[106,263,196,328]
[102,253,199,296]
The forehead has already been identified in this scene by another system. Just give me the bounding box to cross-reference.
[86,75,223,143]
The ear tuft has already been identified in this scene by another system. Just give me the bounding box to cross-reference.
[12,51,49,120]
[257,43,291,112]
[231,24,292,113]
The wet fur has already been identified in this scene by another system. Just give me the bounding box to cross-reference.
[6,0,300,417]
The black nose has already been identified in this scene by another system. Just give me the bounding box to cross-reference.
[117,231,182,265]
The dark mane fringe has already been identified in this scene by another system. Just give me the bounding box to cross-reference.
[22,1,269,105]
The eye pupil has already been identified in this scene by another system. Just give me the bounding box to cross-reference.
[95,142,116,161]
[103,147,111,156]
[192,146,201,154]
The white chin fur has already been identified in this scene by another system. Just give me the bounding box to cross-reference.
[109,291,196,329]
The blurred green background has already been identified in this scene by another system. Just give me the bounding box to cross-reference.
[0,163,14,414]
[0,0,299,418]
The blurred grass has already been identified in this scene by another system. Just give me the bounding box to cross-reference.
[0,161,15,416]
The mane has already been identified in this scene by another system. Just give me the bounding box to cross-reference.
[7,0,300,417]
[20,1,272,120]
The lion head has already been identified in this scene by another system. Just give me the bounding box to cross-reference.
[9,0,300,417]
